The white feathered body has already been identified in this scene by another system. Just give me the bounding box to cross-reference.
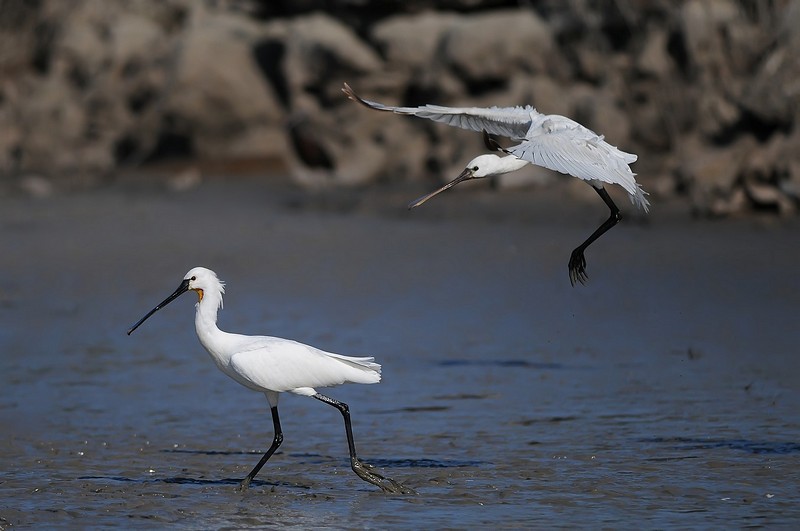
[190,268,380,398]
[198,330,381,397]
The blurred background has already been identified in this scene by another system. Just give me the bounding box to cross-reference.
[2,2,800,527]
[0,0,798,216]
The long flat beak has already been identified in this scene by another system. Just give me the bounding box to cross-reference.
[127,279,190,335]
[407,168,474,209]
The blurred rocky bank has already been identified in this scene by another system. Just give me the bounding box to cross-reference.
[0,0,798,216]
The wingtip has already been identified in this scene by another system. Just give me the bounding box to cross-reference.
[632,184,651,213]
[342,82,357,102]
[341,82,380,110]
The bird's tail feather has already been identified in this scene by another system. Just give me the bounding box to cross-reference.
[326,352,382,383]
[629,183,650,213]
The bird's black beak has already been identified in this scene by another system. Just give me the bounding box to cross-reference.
[127,278,190,335]
[407,167,474,209]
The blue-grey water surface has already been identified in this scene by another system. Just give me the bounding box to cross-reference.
[1,181,798,528]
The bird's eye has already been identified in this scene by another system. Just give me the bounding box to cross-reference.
[191,276,196,281]
[472,166,479,171]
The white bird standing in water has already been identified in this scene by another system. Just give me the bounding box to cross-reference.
[127,267,413,494]
[343,83,650,285]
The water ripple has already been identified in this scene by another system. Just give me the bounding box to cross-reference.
[438,359,563,369]
[640,437,800,455]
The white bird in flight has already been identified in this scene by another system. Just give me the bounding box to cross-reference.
[343,83,650,285]
[127,267,413,494]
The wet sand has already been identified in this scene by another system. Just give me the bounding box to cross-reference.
[1,178,799,528]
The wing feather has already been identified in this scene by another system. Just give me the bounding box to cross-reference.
[343,83,534,140]
[228,337,380,394]
[344,83,649,211]
[509,116,649,211]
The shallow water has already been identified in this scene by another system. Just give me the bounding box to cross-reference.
[1,182,799,528]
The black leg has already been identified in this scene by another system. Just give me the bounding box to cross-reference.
[568,186,622,286]
[239,405,283,490]
[313,393,415,494]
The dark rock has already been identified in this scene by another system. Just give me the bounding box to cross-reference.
[0,0,798,216]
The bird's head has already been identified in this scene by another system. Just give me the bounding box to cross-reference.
[127,267,225,335]
[463,153,505,178]
[408,153,511,209]
[183,267,225,304]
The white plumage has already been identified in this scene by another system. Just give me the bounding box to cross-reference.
[218,336,380,396]
[127,267,412,494]
[343,83,650,285]
[186,268,380,395]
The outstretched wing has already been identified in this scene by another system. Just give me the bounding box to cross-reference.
[509,116,649,211]
[343,83,534,140]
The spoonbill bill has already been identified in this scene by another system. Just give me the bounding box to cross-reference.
[127,267,413,494]
[343,83,649,285]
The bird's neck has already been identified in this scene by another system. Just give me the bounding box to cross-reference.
[193,289,240,374]
[496,155,530,175]
[194,289,223,341]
